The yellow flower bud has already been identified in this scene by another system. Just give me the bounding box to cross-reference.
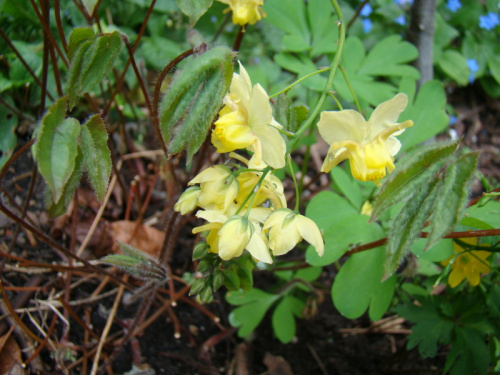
[174,186,200,215]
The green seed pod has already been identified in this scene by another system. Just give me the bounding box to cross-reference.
[192,241,210,261]
[189,278,206,295]
[199,285,214,304]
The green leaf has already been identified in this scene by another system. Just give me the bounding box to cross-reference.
[263,0,310,53]
[371,139,459,221]
[80,115,112,202]
[437,50,469,86]
[272,295,304,343]
[47,146,84,218]
[227,288,279,337]
[358,35,419,79]
[35,97,81,203]
[488,54,500,86]
[330,166,363,209]
[305,191,384,266]
[331,247,396,320]
[0,100,18,170]
[175,0,212,26]
[445,327,490,375]
[425,152,479,250]
[395,296,454,358]
[159,46,235,161]
[398,79,449,150]
[67,28,95,62]
[68,30,122,109]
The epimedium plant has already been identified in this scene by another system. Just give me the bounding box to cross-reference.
[1,0,499,373]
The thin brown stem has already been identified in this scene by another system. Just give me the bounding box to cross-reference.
[232,26,245,51]
[29,0,69,67]
[0,29,54,102]
[124,39,152,112]
[54,0,68,53]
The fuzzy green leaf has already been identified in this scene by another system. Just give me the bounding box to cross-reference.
[425,152,479,250]
[68,30,122,109]
[159,46,235,162]
[35,97,81,203]
[371,140,459,221]
[101,242,168,283]
[175,0,213,26]
[384,178,441,278]
[67,28,95,62]
[80,115,111,202]
[47,146,84,217]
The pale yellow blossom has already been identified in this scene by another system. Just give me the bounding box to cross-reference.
[263,208,324,257]
[212,62,286,169]
[317,93,413,182]
[174,186,200,214]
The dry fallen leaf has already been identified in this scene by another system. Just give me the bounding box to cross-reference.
[0,329,24,374]
[110,220,165,259]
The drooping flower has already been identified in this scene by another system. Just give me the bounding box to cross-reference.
[174,186,200,214]
[317,93,413,182]
[217,0,266,26]
[212,62,286,169]
[441,238,491,288]
[263,208,324,257]
[193,210,272,263]
[188,165,239,213]
[236,171,286,210]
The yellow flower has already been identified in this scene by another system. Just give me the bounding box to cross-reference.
[212,62,286,169]
[174,186,200,214]
[217,0,265,26]
[188,165,239,213]
[193,209,272,264]
[317,93,413,182]
[263,208,324,257]
[236,171,286,209]
[441,238,491,288]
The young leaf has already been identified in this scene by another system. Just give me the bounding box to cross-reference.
[80,115,112,202]
[68,30,122,109]
[101,242,168,283]
[47,146,84,218]
[159,46,235,161]
[67,28,95,62]
[175,0,213,26]
[35,97,81,203]
[384,178,441,278]
[425,152,479,251]
[371,139,459,221]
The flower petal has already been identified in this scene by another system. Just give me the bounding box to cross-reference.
[296,216,324,256]
[317,110,367,144]
[369,93,408,136]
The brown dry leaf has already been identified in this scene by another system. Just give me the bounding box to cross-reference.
[110,220,165,259]
[263,352,294,375]
[0,329,24,374]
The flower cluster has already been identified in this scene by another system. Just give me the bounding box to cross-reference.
[175,161,324,264]
[479,11,499,30]
[441,238,491,288]
[175,62,324,265]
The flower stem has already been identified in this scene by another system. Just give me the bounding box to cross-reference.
[286,0,346,153]
[269,67,331,99]
[287,155,300,212]
[339,64,361,112]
